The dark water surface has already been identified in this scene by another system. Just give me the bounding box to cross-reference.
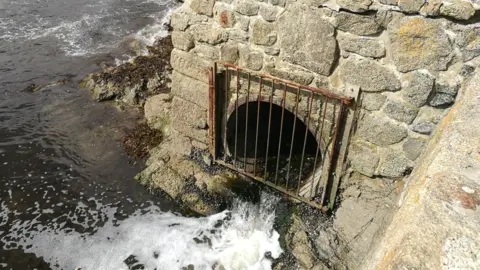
[0,0,179,268]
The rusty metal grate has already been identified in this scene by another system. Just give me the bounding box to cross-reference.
[208,62,358,211]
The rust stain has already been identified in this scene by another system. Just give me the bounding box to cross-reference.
[219,11,229,27]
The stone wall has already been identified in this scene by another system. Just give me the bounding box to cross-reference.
[169,0,479,181]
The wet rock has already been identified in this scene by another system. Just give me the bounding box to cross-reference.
[440,0,475,20]
[337,35,385,58]
[336,0,373,12]
[382,99,419,124]
[340,59,401,92]
[403,138,426,160]
[334,12,383,36]
[348,141,380,177]
[287,215,319,269]
[235,1,260,16]
[362,93,387,111]
[389,17,453,72]
[252,20,277,46]
[277,3,337,76]
[172,31,194,51]
[412,121,436,135]
[378,151,413,178]
[358,113,408,146]
[401,71,435,108]
[190,0,215,16]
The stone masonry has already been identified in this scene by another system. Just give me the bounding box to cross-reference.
[169,0,479,181]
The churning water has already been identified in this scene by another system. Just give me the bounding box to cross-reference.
[0,0,282,269]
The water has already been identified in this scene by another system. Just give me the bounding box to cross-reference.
[0,0,282,269]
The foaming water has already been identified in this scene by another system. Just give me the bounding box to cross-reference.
[2,194,282,270]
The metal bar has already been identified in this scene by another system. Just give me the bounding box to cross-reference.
[219,62,352,104]
[253,77,262,176]
[297,91,314,196]
[223,67,229,161]
[264,80,275,180]
[234,69,239,167]
[243,73,250,171]
[274,83,287,186]
[285,86,301,189]
[311,97,329,199]
[208,67,215,158]
[321,101,345,206]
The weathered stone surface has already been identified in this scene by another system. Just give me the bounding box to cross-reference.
[170,49,211,83]
[362,93,387,111]
[171,71,208,109]
[252,20,277,46]
[188,23,228,45]
[337,35,385,58]
[227,29,249,42]
[221,43,239,63]
[298,0,329,7]
[287,216,319,269]
[460,64,476,77]
[270,0,286,7]
[172,31,194,51]
[214,5,236,28]
[389,17,453,72]
[190,0,215,16]
[335,12,383,36]
[398,0,425,13]
[264,62,314,85]
[378,0,398,5]
[378,151,412,177]
[171,11,209,31]
[264,47,280,56]
[337,0,373,12]
[436,78,460,96]
[278,4,337,76]
[413,106,446,125]
[191,44,220,61]
[235,1,259,16]
[412,121,436,135]
[171,97,207,128]
[419,0,442,16]
[440,0,476,20]
[456,26,480,61]
[430,93,456,107]
[383,99,419,124]
[144,94,172,129]
[259,5,279,22]
[241,50,264,71]
[235,15,250,31]
[358,113,408,146]
[401,71,435,108]
[403,137,425,160]
[348,141,380,177]
[340,59,401,92]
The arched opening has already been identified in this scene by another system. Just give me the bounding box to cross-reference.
[226,101,320,190]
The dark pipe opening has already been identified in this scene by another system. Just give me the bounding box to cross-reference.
[226,101,320,189]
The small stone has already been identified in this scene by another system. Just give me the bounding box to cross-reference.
[436,79,460,96]
[378,151,412,178]
[340,59,401,92]
[383,99,419,124]
[298,0,329,7]
[412,121,436,135]
[429,93,456,107]
[401,71,435,108]
[348,141,380,177]
[460,65,475,77]
[337,35,385,58]
[397,0,425,13]
[227,29,249,42]
[440,0,476,20]
[259,5,279,22]
[403,138,425,160]
[242,50,264,71]
[456,26,480,62]
[264,47,280,56]
[215,7,236,28]
[362,93,387,111]
[190,0,215,16]
[221,43,239,63]
[389,17,453,72]
[419,0,442,16]
[172,31,194,51]
[335,12,383,36]
[235,1,259,16]
[235,15,250,31]
[358,113,408,146]
[202,153,213,166]
[337,0,373,12]
[378,0,398,5]
[252,20,277,46]
[270,0,286,7]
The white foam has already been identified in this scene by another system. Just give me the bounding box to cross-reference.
[1,194,282,270]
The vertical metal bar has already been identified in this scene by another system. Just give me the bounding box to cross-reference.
[285,86,301,189]
[321,101,345,206]
[297,91,314,195]
[311,96,329,199]
[274,84,287,185]
[253,77,262,176]
[264,80,275,179]
[223,67,229,161]
[243,73,250,171]
[234,69,240,168]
